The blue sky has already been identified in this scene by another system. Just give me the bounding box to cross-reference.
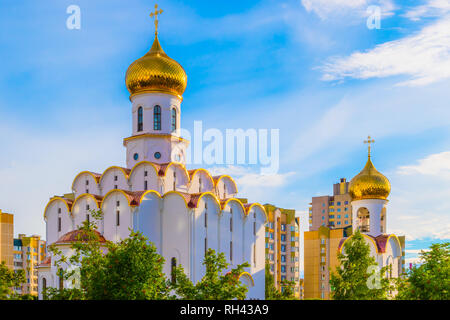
[1,0,449,268]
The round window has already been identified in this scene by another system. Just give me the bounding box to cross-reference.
[133,153,139,161]
[154,152,161,159]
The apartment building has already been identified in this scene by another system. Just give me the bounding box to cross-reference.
[264,204,301,298]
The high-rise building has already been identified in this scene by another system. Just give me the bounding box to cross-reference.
[264,204,301,298]
[308,178,352,231]
[13,234,46,296]
[304,138,405,300]
[0,210,14,269]
[304,225,351,299]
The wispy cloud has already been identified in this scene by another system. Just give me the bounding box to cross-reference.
[403,0,450,21]
[397,151,450,178]
[320,16,450,86]
[388,151,450,240]
[301,0,395,20]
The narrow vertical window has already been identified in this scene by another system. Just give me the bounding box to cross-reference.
[58,217,61,232]
[144,180,148,190]
[253,244,256,266]
[173,171,176,190]
[153,105,161,130]
[199,177,202,193]
[171,257,177,284]
[86,214,90,223]
[137,107,143,132]
[230,208,233,232]
[204,237,208,256]
[171,108,177,132]
[230,241,233,261]
[116,210,120,226]
[42,278,47,291]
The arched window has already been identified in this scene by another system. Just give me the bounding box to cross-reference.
[137,107,143,132]
[171,108,177,132]
[153,105,161,130]
[357,207,370,233]
[171,257,177,284]
[42,277,47,291]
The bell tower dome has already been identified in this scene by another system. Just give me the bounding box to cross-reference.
[123,5,189,168]
[349,136,390,237]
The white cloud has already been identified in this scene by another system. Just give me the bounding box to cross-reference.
[403,0,450,21]
[405,249,431,254]
[208,165,295,188]
[301,0,395,20]
[397,151,450,178]
[320,16,450,86]
[207,165,296,205]
[388,151,450,240]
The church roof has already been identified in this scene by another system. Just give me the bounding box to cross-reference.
[54,229,107,245]
[38,256,51,268]
[338,233,400,254]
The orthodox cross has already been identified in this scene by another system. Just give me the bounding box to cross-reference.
[364,136,375,157]
[150,4,163,35]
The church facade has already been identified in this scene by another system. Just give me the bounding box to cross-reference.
[37,13,267,299]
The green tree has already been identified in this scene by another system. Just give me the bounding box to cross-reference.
[0,261,26,300]
[265,262,281,299]
[329,229,392,300]
[172,248,249,300]
[265,263,297,300]
[396,242,449,300]
[45,209,171,300]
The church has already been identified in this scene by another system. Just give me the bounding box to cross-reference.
[304,138,405,299]
[37,7,267,300]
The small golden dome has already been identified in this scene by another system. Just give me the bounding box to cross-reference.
[349,156,391,201]
[125,35,187,99]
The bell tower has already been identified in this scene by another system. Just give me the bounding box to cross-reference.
[349,136,391,237]
[123,4,189,168]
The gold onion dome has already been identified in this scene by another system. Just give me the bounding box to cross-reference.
[125,34,187,99]
[349,139,391,201]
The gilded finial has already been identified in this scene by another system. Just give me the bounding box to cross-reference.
[364,135,375,158]
[149,4,163,35]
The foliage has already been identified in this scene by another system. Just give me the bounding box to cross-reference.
[265,262,297,300]
[0,261,26,300]
[395,242,449,300]
[329,229,392,300]
[172,248,249,300]
[45,209,171,300]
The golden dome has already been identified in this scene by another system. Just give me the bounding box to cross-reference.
[125,34,187,99]
[349,156,391,201]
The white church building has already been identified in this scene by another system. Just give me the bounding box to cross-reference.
[37,11,267,299]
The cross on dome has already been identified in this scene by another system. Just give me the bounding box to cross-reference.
[149,4,163,35]
[364,135,375,158]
